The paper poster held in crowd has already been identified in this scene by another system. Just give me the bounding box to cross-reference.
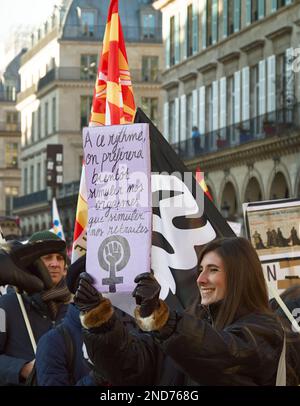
[243,198,300,296]
[83,123,151,294]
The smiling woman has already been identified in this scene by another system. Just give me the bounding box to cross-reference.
[71,236,298,386]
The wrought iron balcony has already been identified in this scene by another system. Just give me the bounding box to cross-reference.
[172,105,300,160]
[0,121,20,132]
[62,24,162,43]
[0,91,16,102]
[13,190,48,210]
[57,181,80,199]
[37,67,162,92]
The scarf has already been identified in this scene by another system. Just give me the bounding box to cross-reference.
[41,277,72,320]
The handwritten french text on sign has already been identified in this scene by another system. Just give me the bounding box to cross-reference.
[83,123,151,293]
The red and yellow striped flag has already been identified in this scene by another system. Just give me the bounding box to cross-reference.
[72,0,136,262]
[195,166,213,202]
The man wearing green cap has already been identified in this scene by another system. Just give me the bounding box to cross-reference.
[28,231,68,287]
[0,231,71,385]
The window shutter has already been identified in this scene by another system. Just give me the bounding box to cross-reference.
[165,14,170,69]
[242,66,250,121]
[163,102,169,141]
[180,94,187,141]
[259,59,266,116]
[220,77,227,128]
[285,47,294,122]
[212,80,219,130]
[174,97,180,143]
[199,86,205,135]
[192,89,198,127]
[175,14,180,64]
[234,71,241,123]
[267,55,276,113]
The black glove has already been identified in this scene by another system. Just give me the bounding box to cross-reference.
[0,247,44,293]
[74,272,103,312]
[132,272,161,317]
[66,255,86,294]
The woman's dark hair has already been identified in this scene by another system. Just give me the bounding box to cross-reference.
[198,237,270,329]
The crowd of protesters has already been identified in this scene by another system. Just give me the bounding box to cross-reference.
[0,231,300,386]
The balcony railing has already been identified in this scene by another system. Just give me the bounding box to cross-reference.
[13,190,48,210]
[172,105,300,160]
[62,24,162,43]
[0,121,21,132]
[57,181,80,199]
[37,67,162,92]
[0,92,16,102]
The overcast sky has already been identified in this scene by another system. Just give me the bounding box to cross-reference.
[0,0,57,70]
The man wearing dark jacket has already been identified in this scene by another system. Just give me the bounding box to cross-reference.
[0,231,71,385]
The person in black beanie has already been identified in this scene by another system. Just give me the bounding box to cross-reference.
[0,231,71,385]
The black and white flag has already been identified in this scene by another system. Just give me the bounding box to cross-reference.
[134,108,235,311]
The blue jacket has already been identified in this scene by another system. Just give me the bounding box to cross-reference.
[0,291,68,385]
[36,303,94,386]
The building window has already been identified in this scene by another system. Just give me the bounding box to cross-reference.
[52,97,56,133]
[141,97,158,125]
[250,64,259,133]
[276,53,286,110]
[80,96,93,128]
[225,0,239,36]
[186,93,193,140]
[187,4,193,57]
[38,107,41,140]
[5,86,16,101]
[37,162,41,191]
[205,85,213,133]
[6,111,18,127]
[169,16,175,66]
[30,165,34,193]
[5,187,18,216]
[142,56,158,82]
[277,0,292,9]
[24,167,28,195]
[80,54,97,80]
[31,111,35,141]
[168,101,175,144]
[227,76,234,125]
[45,102,48,136]
[141,13,156,39]
[251,0,259,22]
[80,9,96,37]
[79,155,83,178]
[5,143,18,168]
[206,0,218,46]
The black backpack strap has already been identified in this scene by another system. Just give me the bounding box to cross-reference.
[56,324,75,385]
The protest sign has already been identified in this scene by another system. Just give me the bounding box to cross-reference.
[243,198,300,296]
[83,123,151,293]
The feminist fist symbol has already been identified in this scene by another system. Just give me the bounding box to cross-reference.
[98,236,130,292]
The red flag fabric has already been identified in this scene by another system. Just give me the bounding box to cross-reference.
[195,166,213,201]
[72,0,136,262]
